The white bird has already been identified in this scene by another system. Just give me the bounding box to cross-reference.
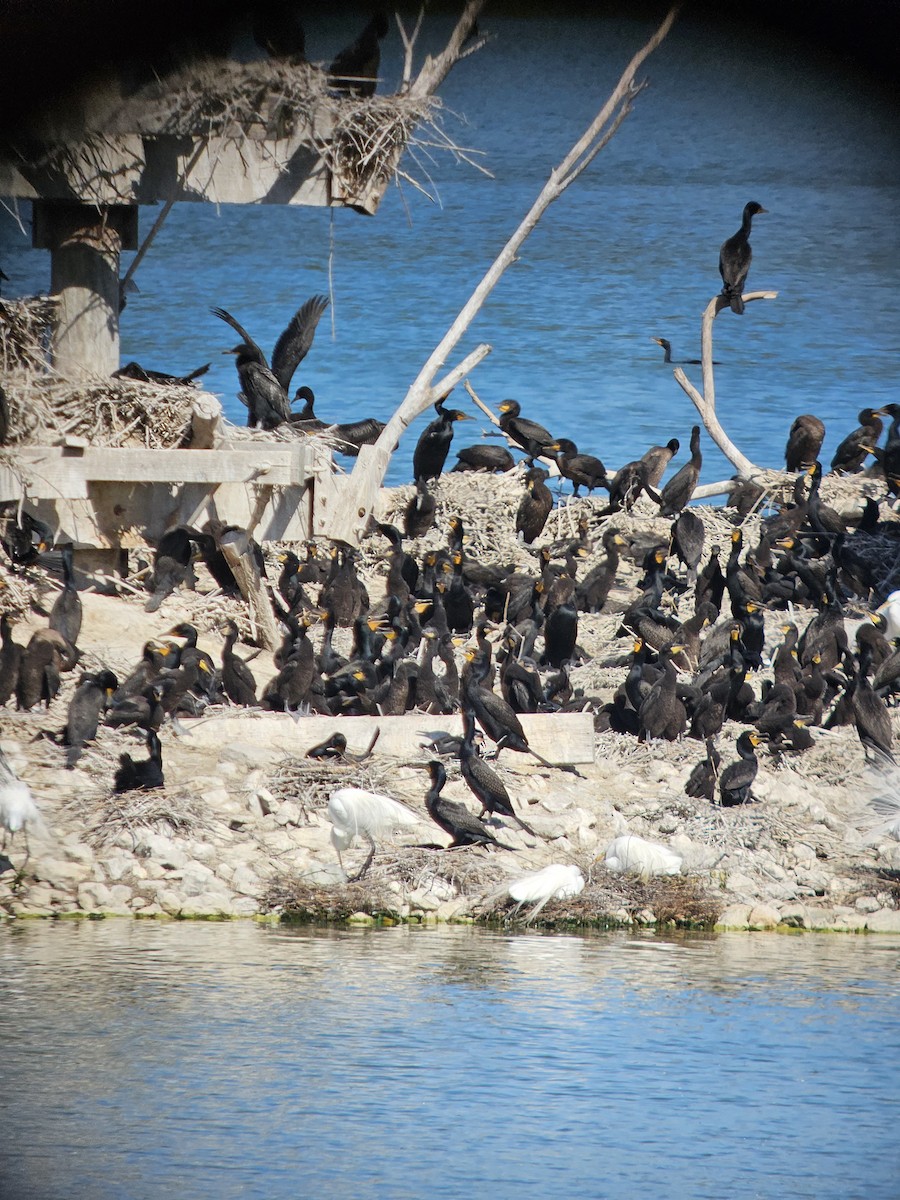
[602,834,682,880]
[875,590,900,641]
[507,863,585,922]
[327,786,421,880]
[0,746,42,864]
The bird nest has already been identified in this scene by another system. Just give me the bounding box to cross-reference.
[265,756,397,822]
[0,296,57,376]
[1,373,201,449]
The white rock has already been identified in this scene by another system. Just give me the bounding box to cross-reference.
[135,832,189,870]
[231,865,263,896]
[854,896,880,913]
[747,904,780,929]
[717,903,752,929]
[78,881,112,911]
[865,908,900,933]
[274,800,302,827]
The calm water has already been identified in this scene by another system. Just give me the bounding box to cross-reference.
[0,920,897,1200]
[2,13,899,485]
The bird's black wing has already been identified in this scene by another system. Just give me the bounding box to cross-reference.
[211,307,267,365]
[271,295,329,392]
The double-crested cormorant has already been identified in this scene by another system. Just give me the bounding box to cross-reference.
[671,509,705,583]
[684,737,721,800]
[0,613,24,707]
[516,467,554,544]
[114,730,165,793]
[575,528,625,613]
[638,643,687,742]
[459,709,536,835]
[212,297,328,429]
[785,414,825,472]
[63,669,118,768]
[112,361,210,386]
[831,408,885,475]
[412,397,471,483]
[404,479,436,538]
[145,525,197,613]
[718,730,763,806]
[452,444,516,473]
[604,459,661,514]
[16,629,74,711]
[652,338,721,366]
[424,760,516,850]
[48,544,82,648]
[641,438,680,488]
[221,619,257,706]
[327,11,389,97]
[498,399,554,464]
[718,200,767,315]
[541,597,578,668]
[547,438,609,496]
[659,425,702,516]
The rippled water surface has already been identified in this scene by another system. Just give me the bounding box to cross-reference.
[0,921,897,1200]
[1,13,898,485]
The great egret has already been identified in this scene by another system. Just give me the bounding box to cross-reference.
[602,834,682,880]
[0,746,42,864]
[327,786,420,880]
[507,863,585,921]
[875,590,900,641]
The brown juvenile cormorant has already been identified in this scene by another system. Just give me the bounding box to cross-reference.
[831,408,885,475]
[48,545,82,648]
[0,613,24,707]
[221,620,257,706]
[515,467,554,544]
[546,438,609,496]
[404,480,436,538]
[641,438,680,488]
[452,444,516,473]
[638,643,687,742]
[718,201,767,315]
[684,738,721,801]
[498,399,554,464]
[412,397,471,483]
[575,529,625,613]
[604,459,662,514]
[659,426,702,516]
[424,760,516,850]
[784,414,825,472]
[327,11,389,97]
[718,731,763,806]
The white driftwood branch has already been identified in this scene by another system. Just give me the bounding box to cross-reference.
[324,5,680,541]
[429,343,491,403]
[410,0,487,98]
[673,289,779,479]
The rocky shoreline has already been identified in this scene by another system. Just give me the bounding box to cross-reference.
[2,472,900,933]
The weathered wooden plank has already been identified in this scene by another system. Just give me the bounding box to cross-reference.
[178,711,597,765]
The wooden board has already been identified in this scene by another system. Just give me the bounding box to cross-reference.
[177,711,597,765]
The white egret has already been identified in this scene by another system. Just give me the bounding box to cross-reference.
[327,786,421,880]
[875,590,900,641]
[602,834,682,880]
[0,746,42,865]
[507,863,585,922]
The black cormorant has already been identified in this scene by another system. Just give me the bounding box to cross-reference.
[718,731,763,805]
[114,731,165,793]
[547,438,609,496]
[831,408,885,475]
[452,444,516,473]
[498,399,554,464]
[718,200,767,315]
[327,11,389,97]
[63,669,118,768]
[424,760,516,850]
[459,709,536,835]
[412,397,471,483]
[221,620,258,706]
[48,545,82,648]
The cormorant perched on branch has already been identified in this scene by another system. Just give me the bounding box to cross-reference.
[413,397,471,483]
[718,201,766,315]
[498,399,554,464]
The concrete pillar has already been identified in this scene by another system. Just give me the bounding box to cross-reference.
[33,200,138,379]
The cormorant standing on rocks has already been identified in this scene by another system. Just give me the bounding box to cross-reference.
[459,709,536,836]
[49,545,82,648]
[221,620,257,706]
[114,731,164,793]
[63,669,118,768]
[718,201,766,314]
[424,760,516,850]
[718,730,763,806]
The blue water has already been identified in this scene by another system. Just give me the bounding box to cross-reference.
[2,13,899,487]
[0,921,897,1200]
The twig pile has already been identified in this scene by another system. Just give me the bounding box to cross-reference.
[266,756,396,822]
[0,296,57,377]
